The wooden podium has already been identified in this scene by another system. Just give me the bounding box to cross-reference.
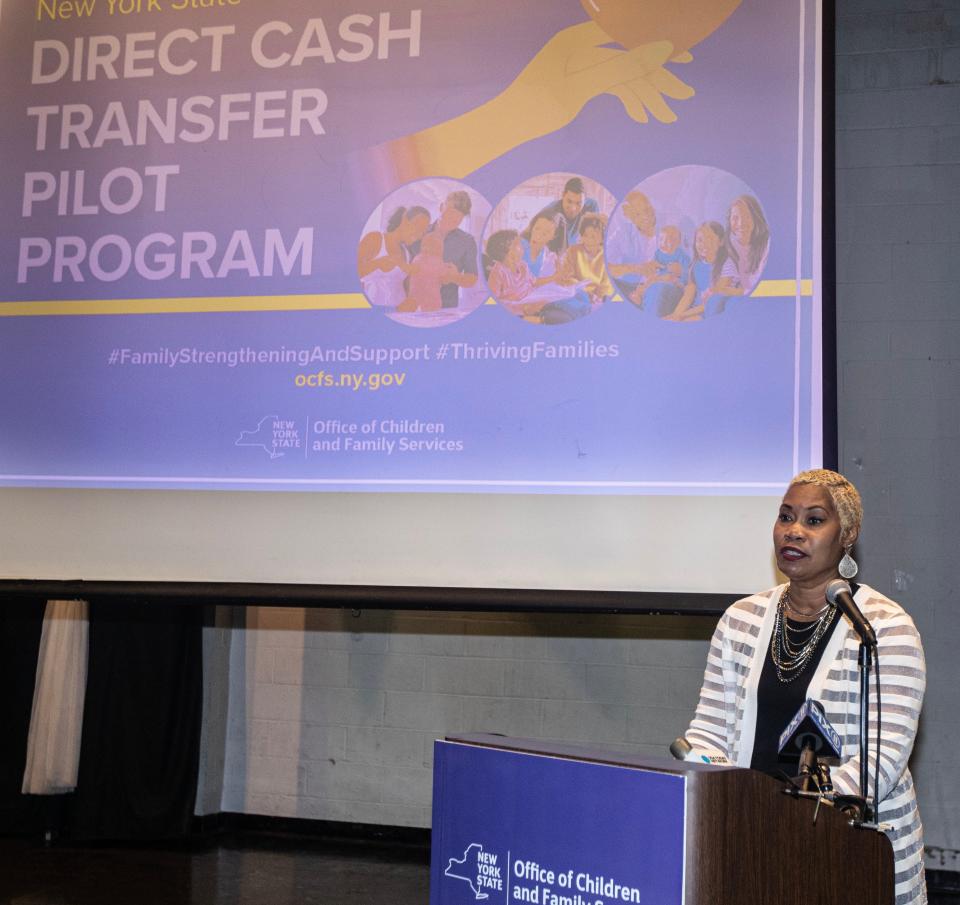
[431,733,894,905]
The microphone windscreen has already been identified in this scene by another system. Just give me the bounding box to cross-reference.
[826,579,852,606]
[825,578,878,646]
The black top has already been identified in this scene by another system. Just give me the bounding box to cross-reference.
[750,583,858,777]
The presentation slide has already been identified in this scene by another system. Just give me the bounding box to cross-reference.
[0,0,825,596]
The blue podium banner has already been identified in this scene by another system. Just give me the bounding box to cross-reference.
[430,740,686,905]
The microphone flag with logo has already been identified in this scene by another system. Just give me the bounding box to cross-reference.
[778,699,842,759]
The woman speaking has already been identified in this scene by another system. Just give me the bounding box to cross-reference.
[686,469,926,904]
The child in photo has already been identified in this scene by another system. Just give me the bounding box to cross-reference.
[485,229,536,302]
[630,224,689,308]
[559,214,613,305]
[397,231,446,313]
[653,225,689,285]
[666,221,732,322]
[535,214,612,324]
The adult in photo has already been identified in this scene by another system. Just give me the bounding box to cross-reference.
[357,205,430,308]
[521,213,561,281]
[723,194,770,297]
[607,191,659,298]
[534,177,600,254]
[685,470,926,904]
[417,190,480,310]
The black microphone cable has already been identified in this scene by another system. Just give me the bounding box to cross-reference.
[874,654,882,824]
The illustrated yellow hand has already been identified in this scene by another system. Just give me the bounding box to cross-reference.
[516,21,694,127]
[608,52,696,124]
[388,21,695,180]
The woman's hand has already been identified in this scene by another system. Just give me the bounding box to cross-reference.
[714,276,744,297]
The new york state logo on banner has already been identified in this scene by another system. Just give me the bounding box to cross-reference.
[445,842,504,901]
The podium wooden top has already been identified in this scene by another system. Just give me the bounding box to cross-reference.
[445,732,725,774]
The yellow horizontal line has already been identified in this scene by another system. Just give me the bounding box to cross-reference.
[0,279,814,317]
[752,279,814,297]
[0,293,372,317]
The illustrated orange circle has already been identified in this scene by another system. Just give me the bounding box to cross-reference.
[580,0,741,56]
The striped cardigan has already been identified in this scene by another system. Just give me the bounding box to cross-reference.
[687,583,927,905]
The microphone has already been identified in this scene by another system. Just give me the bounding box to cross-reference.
[778,699,842,761]
[669,736,731,766]
[826,579,877,647]
[779,700,842,794]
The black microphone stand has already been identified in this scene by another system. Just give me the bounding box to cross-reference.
[858,639,875,821]
[827,581,881,826]
[797,739,817,793]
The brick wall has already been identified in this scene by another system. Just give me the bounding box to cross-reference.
[203,607,711,828]
[835,0,960,860]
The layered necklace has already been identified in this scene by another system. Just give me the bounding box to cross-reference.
[770,587,837,683]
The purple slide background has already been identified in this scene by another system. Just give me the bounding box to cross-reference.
[0,0,819,491]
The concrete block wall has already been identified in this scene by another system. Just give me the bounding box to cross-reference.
[835,0,960,867]
[214,607,712,828]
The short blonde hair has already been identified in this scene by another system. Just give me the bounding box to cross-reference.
[789,469,862,541]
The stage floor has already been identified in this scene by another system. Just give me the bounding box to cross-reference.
[0,832,430,904]
[0,832,955,904]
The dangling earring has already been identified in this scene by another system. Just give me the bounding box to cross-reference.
[839,546,858,579]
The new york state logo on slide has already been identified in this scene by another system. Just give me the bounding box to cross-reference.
[235,415,302,459]
[445,842,504,900]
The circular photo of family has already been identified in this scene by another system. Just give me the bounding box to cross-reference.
[606,166,770,322]
[357,179,491,328]
[481,173,617,325]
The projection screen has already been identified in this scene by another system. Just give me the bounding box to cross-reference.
[0,0,830,602]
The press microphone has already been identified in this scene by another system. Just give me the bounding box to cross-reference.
[669,736,731,766]
[826,579,877,647]
[779,700,842,793]
[778,699,842,761]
